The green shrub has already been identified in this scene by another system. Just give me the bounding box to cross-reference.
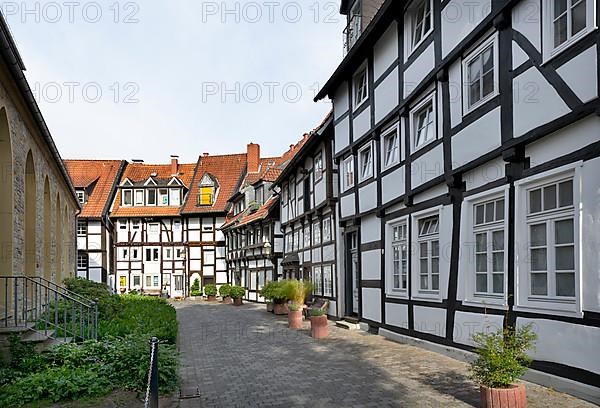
[310,308,326,317]
[259,281,279,301]
[229,286,245,299]
[470,324,537,388]
[204,284,218,296]
[219,284,232,298]
[190,278,201,296]
[63,277,122,320]
[280,279,313,306]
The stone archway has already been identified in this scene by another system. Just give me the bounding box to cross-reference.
[25,151,36,278]
[43,177,51,281]
[55,194,62,282]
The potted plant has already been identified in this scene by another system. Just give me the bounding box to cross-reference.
[230,285,245,306]
[272,282,288,315]
[204,283,218,301]
[219,284,232,304]
[259,281,278,312]
[310,308,329,339]
[190,278,201,299]
[281,279,313,329]
[470,324,537,408]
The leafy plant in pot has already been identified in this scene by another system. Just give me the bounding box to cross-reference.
[229,286,246,306]
[259,281,278,312]
[272,282,288,315]
[219,284,232,304]
[470,324,537,408]
[310,308,328,339]
[190,278,201,298]
[204,284,218,301]
[281,279,313,329]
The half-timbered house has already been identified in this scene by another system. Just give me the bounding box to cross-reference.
[315,0,600,401]
[64,160,125,285]
[274,114,341,316]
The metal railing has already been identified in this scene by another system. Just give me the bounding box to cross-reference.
[144,337,159,408]
[343,14,362,54]
[0,276,98,343]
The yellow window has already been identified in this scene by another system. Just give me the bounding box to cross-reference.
[199,186,213,205]
[119,276,126,287]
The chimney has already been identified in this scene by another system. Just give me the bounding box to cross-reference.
[247,143,260,173]
[203,152,209,157]
[171,155,179,175]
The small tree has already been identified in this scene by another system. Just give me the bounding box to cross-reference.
[219,284,232,298]
[190,279,201,297]
[470,324,537,388]
[229,286,245,299]
[204,284,218,297]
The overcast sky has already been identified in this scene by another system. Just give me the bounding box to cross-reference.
[3,1,344,163]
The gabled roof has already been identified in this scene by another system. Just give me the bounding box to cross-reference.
[63,160,125,218]
[181,153,247,215]
[111,162,195,218]
[221,195,280,230]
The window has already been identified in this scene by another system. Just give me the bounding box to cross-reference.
[174,275,183,291]
[255,186,264,205]
[304,225,311,248]
[314,152,324,180]
[134,189,144,205]
[526,178,575,298]
[286,233,293,252]
[170,189,181,206]
[158,189,169,206]
[313,221,321,245]
[417,216,439,292]
[76,190,85,204]
[132,248,139,260]
[358,142,374,182]
[120,248,128,260]
[323,217,332,243]
[122,189,132,206]
[146,189,157,206]
[199,186,214,206]
[165,248,172,260]
[409,0,432,51]
[383,125,400,168]
[343,156,355,190]
[148,223,159,236]
[412,97,436,150]
[77,220,87,236]
[133,275,141,286]
[543,0,595,59]
[289,178,297,218]
[353,66,368,108]
[464,36,498,112]
[146,248,159,262]
[119,220,127,230]
[388,222,408,292]
[146,276,152,287]
[174,220,181,230]
[132,219,140,230]
[77,253,88,269]
[293,229,300,252]
[176,248,184,259]
[323,265,333,297]
[472,197,506,296]
[153,276,159,287]
[313,266,323,296]
[119,276,126,288]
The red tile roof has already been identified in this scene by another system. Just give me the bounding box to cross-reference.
[181,153,247,215]
[222,195,279,229]
[110,162,196,218]
[63,160,125,218]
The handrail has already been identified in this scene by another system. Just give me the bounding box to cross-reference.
[30,276,93,307]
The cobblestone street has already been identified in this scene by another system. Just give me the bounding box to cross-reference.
[174,301,594,408]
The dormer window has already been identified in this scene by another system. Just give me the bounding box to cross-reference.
[158,189,169,206]
[170,189,181,206]
[76,190,86,204]
[146,189,157,206]
[255,186,265,206]
[198,174,217,206]
[122,189,133,206]
[134,189,144,206]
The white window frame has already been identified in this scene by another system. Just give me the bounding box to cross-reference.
[382,123,401,169]
[358,141,375,182]
[404,0,434,59]
[122,189,133,206]
[514,163,582,317]
[134,189,144,206]
[323,265,334,297]
[542,0,597,62]
[462,34,499,114]
[77,253,88,269]
[313,266,323,296]
[353,64,368,109]
[77,220,87,236]
[169,189,181,206]
[76,190,85,204]
[313,221,322,246]
[314,151,324,181]
[410,93,437,152]
[132,219,141,230]
[342,156,355,191]
[158,189,169,206]
[385,216,409,298]
[411,206,444,301]
[322,216,332,243]
[461,186,509,309]
[146,189,157,206]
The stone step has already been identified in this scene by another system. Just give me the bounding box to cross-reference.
[0,323,36,334]
[342,316,360,324]
[335,320,360,330]
[21,330,55,343]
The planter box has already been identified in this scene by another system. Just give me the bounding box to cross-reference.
[480,383,527,408]
[207,295,217,302]
[221,296,232,304]
[273,303,288,315]
[288,310,303,329]
[233,298,243,306]
[310,315,329,339]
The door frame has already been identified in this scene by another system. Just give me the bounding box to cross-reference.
[344,228,359,317]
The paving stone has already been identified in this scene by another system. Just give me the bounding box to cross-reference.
[175,301,595,408]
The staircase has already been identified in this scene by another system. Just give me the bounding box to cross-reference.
[0,276,98,349]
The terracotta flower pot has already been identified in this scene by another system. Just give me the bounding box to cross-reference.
[273,303,288,315]
[288,309,303,329]
[233,297,243,306]
[480,383,527,408]
[310,315,329,339]
[207,295,217,302]
[266,302,274,313]
[221,296,232,304]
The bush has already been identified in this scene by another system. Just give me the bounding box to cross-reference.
[190,278,201,296]
[229,286,245,299]
[219,284,232,298]
[470,324,537,388]
[63,277,122,320]
[259,281,278,301]
[204,284,217,297]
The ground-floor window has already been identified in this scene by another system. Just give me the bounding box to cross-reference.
[174,275,183,291]
[313,266,322,295]
[323,265,334,297]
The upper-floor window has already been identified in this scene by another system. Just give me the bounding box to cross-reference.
[313,221,321,245]
[170,189,181,206]
[255,186,264,205]
[412,95,436,151]
[199,174,216,206]
[122,189,133,206]
[543,0,595,59]
[146,189,157,206]
[358,142,374,182]
[304,224,311,248]
[158,189,169,206]
[77,253,88,269]
[383,125,400,169]
[323,217,332,243]
[464,35,498,112]
[353,66,368,108]
[132,219,141,230]
[408,0,433,52]
[77,220,87,236]
[343,156,355,191]
[234,200,245,215]
[314,152,324,181]
[344,0,362,52]
[76,190,86,204]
